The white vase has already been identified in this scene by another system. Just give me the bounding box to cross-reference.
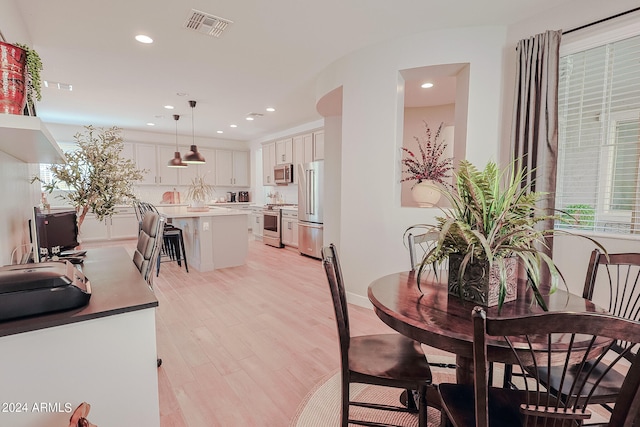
[411,180,441,207]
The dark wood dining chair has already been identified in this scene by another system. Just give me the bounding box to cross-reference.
[407,231,457,374]
[407,231,441,272]
[322,244,432,427]
[439,307,640,427]
[535,249,640,418]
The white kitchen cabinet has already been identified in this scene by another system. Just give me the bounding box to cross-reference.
[135,143,179,185]
[109,207,139,240]
[232,150,249,187]
[251,208,263,238]
[179,148,215,187]
[157,145,179,186]
[313,130,325,160]
[281,210,298,248]
[262,142,276,186]
[275,138,293,164]
[215,149,249,187]
[135,144,157,185]
[294,133,315,184]
[79,207,138,242]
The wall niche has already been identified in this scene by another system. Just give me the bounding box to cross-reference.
[399,63,469,208]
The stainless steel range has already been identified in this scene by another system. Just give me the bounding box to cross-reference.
[262,204,297,248]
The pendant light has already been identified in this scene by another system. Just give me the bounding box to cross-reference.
[167,114,188,168]
[182,100,206,164]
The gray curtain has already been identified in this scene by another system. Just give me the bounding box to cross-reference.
[511,30,561,289]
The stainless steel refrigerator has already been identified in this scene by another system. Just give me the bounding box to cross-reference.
[298,160,324,259]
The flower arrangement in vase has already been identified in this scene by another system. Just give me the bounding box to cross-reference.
[401,121,454,207]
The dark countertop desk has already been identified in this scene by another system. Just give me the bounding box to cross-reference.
[0,246,158,338]
[368,270,608,384]
[0,246,161,426]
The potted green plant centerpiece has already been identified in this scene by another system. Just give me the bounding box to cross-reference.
[401,121,454,207]
[187,173,213,211]
[407,160,602,311]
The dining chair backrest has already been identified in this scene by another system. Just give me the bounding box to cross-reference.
[407,231,440,271]
[321,244,351,362]
[472,307,640,427]
[583,249,640,361]
[133,211,165,287]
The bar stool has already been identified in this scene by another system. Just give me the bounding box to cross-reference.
[158,224,188,275]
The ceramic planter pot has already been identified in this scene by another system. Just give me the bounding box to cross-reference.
[447,254,518,307]
[411,180,441,207]
[0,41,27,115]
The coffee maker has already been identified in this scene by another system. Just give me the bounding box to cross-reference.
[238,191,249,202]
[226,192,236,202]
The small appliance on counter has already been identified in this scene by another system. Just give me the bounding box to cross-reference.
[0,261,91,321]
[238,191,249,202]
[226,192,236,202]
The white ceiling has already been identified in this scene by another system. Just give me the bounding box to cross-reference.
[14,0,574,142]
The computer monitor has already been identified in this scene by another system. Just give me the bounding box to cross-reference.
[30,207,79,262]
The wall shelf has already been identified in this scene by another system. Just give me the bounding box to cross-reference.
[0,114,65,164]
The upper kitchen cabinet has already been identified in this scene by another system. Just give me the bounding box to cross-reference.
[293,131,324,183]
[0,115,65,164]
[262,142,276,186]
[313,130,325,160]
[135,143,179,186]
[215,149,249,187]
[275,138,293,164]
[179,148,215,186]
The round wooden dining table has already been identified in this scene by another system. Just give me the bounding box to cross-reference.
[368,270,609,385]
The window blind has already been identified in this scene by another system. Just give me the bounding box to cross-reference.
[556,33,640,235]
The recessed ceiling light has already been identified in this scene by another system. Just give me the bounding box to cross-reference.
[164,105,174,110]
[266,107,276,112]
[146,123,155,126]
[246,117,254,121]
[135,34,153,44]
[216,130,223,134]
[230,124,237,128]
[421,82,434,89]
[176,92,187,96]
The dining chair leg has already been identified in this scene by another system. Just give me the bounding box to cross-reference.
[418,384,428,427]
[341,375,349,427]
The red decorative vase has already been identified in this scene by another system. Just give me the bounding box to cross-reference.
[0,41,27,115]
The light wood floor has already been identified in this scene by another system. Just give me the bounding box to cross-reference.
[92,235,397,426]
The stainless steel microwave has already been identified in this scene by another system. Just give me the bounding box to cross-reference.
[274,163,294,184]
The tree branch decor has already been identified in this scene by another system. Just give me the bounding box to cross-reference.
[35,126,146,231]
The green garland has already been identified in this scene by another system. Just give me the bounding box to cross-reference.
[14,43,43,102]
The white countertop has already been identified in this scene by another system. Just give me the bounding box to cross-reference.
[156,206,249,218]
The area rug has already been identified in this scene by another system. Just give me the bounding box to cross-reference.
[291,356,456,427]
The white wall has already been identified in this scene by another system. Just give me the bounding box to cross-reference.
[316,26,507,305]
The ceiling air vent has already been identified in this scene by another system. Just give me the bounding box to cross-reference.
[184,9,233,38]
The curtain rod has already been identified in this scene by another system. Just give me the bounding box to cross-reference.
[564,6,640,34]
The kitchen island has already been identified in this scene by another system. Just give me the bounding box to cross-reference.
[156,206,249,272]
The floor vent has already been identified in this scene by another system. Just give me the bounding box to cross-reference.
[184,9,233,38]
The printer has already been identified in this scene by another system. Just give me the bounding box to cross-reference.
[0,261,91,322]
